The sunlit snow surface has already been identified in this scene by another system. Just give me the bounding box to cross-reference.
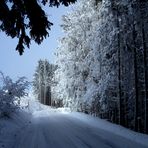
[0,99,148,148]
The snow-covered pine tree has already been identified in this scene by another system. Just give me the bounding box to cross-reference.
[53,0,101,111]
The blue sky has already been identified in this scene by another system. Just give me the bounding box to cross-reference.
[0,6,71,81]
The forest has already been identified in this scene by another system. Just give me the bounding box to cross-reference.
[1,0,148,147]
[32,0,148,134]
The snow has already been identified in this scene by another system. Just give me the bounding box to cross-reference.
[69,112,148,147]
[0,101,148,148]
[52,0,148,134]
[0,111,32,148]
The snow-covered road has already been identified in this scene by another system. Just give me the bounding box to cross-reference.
[12,109,148,148]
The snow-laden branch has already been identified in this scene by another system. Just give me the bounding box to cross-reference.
[0,71,30,118]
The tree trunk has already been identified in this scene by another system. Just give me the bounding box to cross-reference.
[133,24,139,132]
[112,0,122,126]
[140,1,148,134]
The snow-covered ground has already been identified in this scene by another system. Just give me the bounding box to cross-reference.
[0,111,32,148]
[0,100,148,148]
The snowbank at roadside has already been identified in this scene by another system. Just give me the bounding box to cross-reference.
[68,112,148,147]
[0,110,31,148]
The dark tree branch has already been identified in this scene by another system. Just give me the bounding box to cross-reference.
[0,0,76,55]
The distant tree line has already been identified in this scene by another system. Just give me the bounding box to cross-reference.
[32,60,61,107]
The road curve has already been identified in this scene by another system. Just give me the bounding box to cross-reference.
[13,111,148,148]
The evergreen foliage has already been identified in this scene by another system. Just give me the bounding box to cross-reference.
[0,0,76,55]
